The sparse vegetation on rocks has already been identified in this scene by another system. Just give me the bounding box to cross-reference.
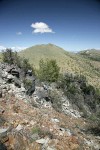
[58,73,100,118]
[0,47,100,150]
[1,48,35,96]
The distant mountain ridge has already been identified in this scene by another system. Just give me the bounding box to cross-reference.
[19,44,100,88]
[19,43,69,70]
[78,49,100,62]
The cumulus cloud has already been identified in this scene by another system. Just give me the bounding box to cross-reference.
[16,32,22,35]
[31,22,55,34]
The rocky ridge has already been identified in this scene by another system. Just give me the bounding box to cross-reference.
[0,63,100,150]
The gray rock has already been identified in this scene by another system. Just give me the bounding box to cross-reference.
[21,87,26,92]
[25,76,35,96]
[0,128,8,142]
[10,68,20,78]
[31,133,39,141]
[2,94,5,98]
[51,118,59,123]
[2,89,7,94]
[47,147,56,150]
[8,90,13,95]
[14,78,21,88]
[0,85,7,89]
[0,90,1,96]
[0,107,5,115]
[0,128,8,134]
[7,74,14,80]
[16,124,23,131]
[36,138,49,144]
[0,117,6,126]
[2,71,8,78]
[65,129,72,136]
[0,79,3,84]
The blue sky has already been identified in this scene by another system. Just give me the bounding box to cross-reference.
[0,0,100,51]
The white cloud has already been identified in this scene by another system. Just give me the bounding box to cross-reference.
[31,22,55,34]
[16,32,22,35]
[0,45,6,51]
[0,45,27,52]
[11,46,27,51]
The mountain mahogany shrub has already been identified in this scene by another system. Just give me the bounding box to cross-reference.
[38,59,60,82]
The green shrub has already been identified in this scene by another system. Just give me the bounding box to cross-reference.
[2,48,35,76]
[32,127,53,138]
[23,78,33,89]
[48,89,62,112]
[21,58,35,75]
[58,73,100,116]
[32,127,41,134]
[37,59,60,82]
[2,49,20,65]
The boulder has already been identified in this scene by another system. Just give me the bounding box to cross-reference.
[36,138,49,144]
[51,118,59,123]
[10,68,20,78]
[6,74,14,83]
[16,124,23,131]
[34,86,49,100]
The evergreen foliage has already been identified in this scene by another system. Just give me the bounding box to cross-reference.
[2,48,34,75]
[38,59,60,82]
[2,49,19,65]
[58,73,100,115]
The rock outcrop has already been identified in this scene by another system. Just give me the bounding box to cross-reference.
[0,63,99,150]
[0,63,35,99]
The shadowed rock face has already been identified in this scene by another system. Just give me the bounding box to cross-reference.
[0,117,6,127]
[0,142,7,150]
[7,67,20,78]
[25,75,35,96]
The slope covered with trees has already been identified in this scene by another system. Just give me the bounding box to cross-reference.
[19,44,100,89]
